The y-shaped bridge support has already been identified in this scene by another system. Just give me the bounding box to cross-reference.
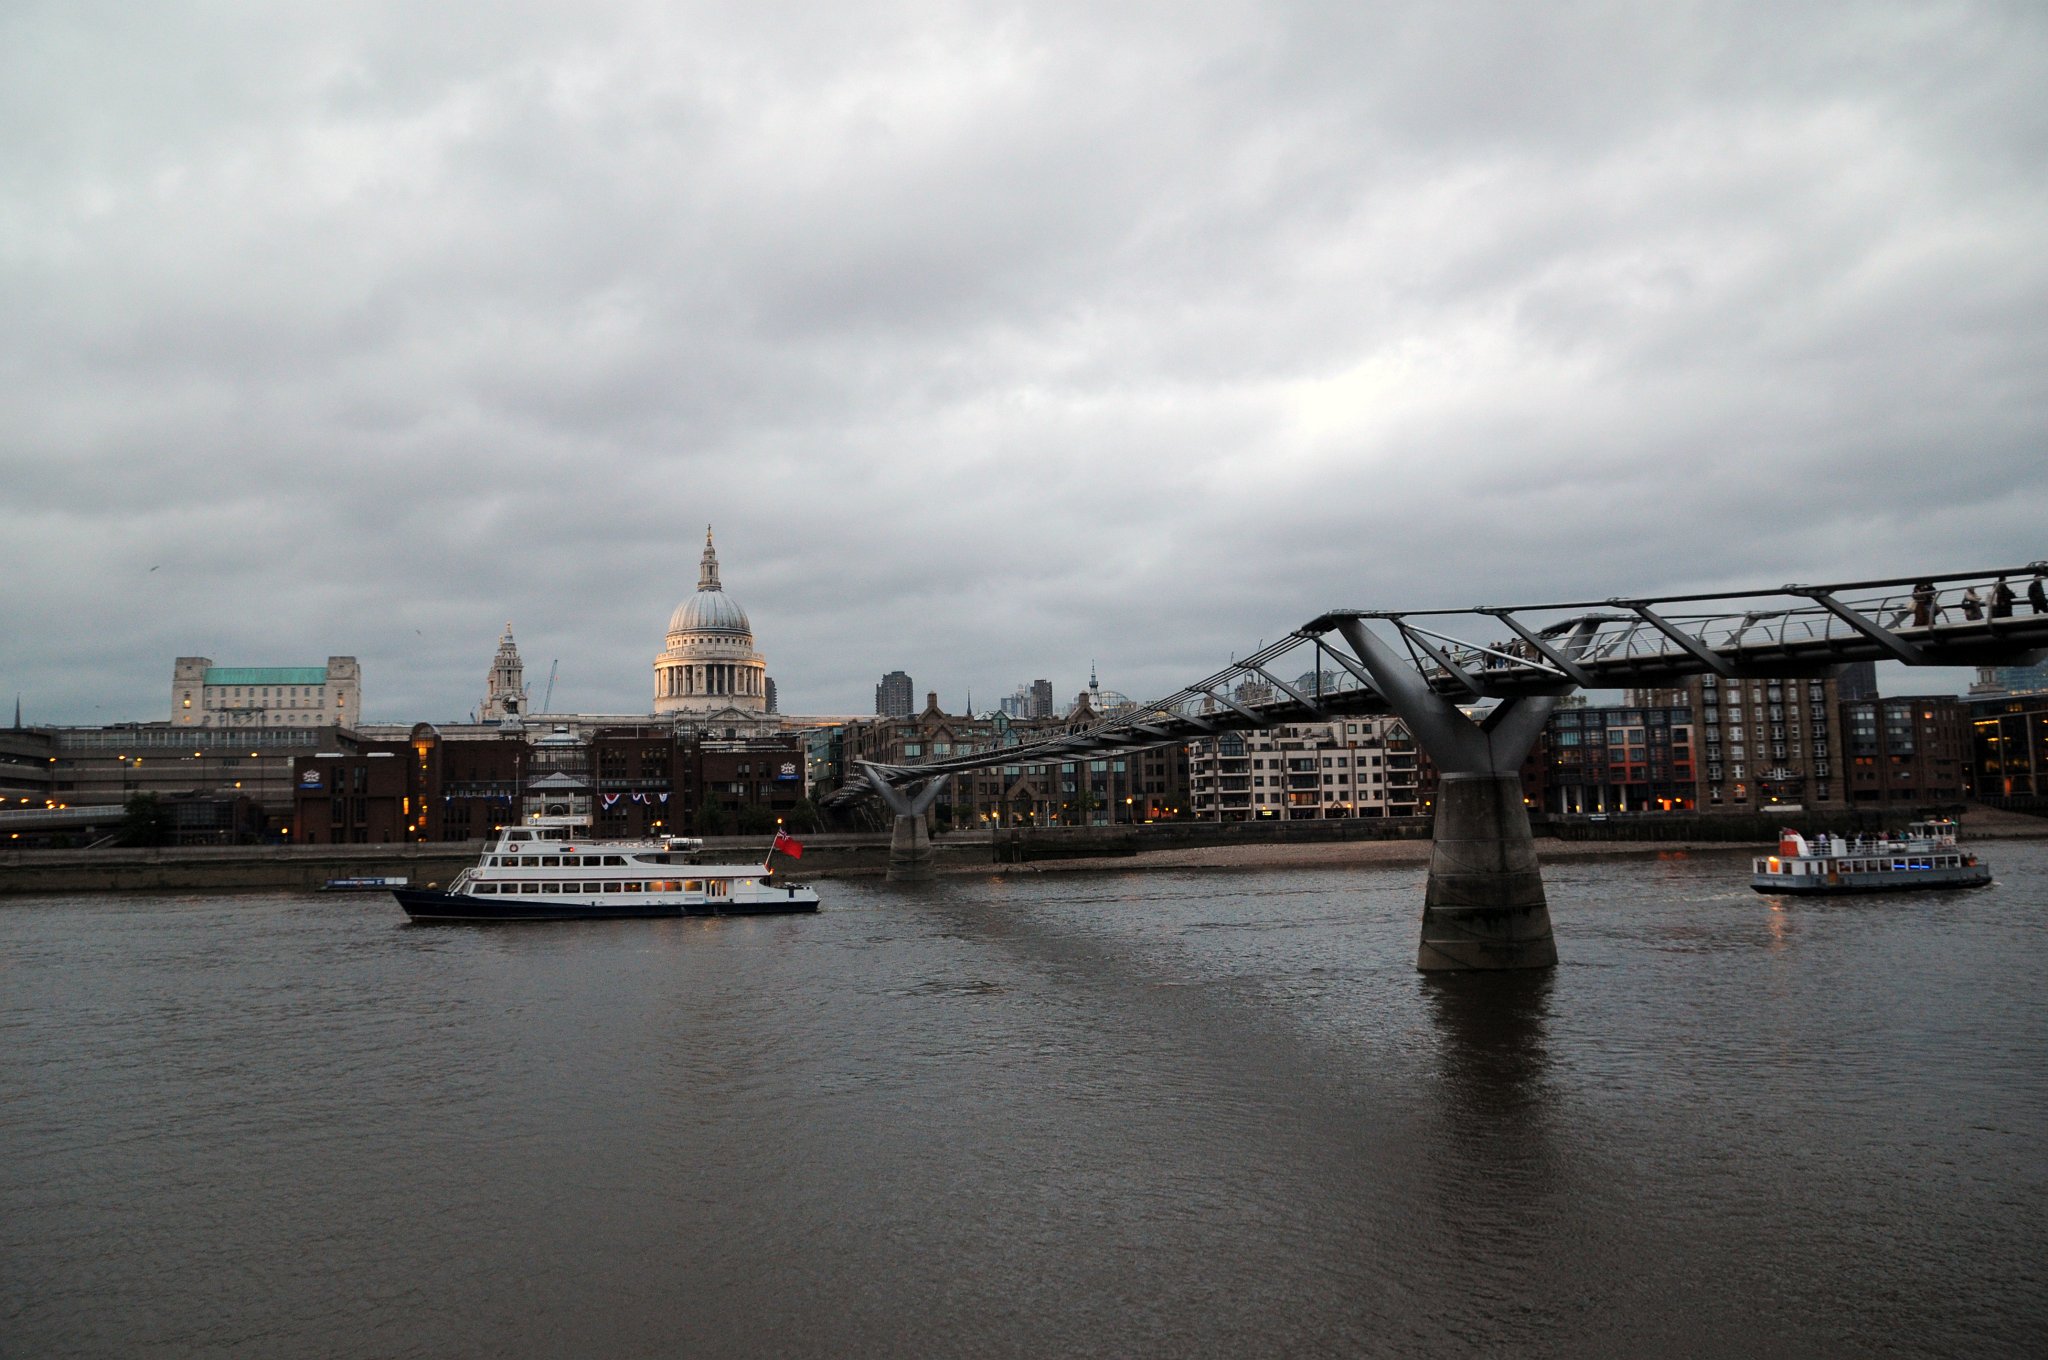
[1334,620,1561,971]
[863,764,952,881]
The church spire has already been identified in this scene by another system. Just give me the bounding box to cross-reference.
[699,525,722,592]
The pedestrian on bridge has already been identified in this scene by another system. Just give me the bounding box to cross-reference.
[1961,586,1985,621]
[1992,577,2016,618]
[2030,572,2047,614]
[1911,580,1939,626]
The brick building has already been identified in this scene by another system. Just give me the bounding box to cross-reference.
[1841,695,1968,807]
[1689,674,1847,813]
[292,723,804,844]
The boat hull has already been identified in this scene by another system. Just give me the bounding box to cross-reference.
[393,886,819,922]
[1750,866,1993,895]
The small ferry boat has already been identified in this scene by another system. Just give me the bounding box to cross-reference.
[393,817,819,922]
[1750,819,1991,895]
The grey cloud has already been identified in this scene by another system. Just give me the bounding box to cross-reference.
[4,1,2044,724]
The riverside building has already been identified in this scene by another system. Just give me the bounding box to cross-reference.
[1544,704,1696,814]
[1690,674,1847,813]
[1187,717,1420,820]
[1842,696,1967,807]
[292,723,807,844]
[171,657,359,728]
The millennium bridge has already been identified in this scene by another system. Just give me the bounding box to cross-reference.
[838,564,2048,972]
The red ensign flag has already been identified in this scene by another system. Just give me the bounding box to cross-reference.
[772,829,805,859]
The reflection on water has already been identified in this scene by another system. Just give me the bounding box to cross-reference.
[4,846,2046,1358]
[1423,968,1553,1120]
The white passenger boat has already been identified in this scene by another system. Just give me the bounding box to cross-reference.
[394,817,819,921]
[1750,819,1991,895]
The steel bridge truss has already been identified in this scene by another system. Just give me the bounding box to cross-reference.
[844,563,2048,800]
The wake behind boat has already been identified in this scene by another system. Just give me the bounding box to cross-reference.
[395,817,818,921]
[1750,819,1991,895]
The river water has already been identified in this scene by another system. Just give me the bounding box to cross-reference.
[4,846,2044,1357]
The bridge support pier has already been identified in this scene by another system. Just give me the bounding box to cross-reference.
[1334,619,1563,971]
[1422,772,1556,971]
[864,765,950,882]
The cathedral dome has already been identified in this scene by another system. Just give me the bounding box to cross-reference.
[669,590,750,636]
[666,529,752,638]
[654,527,769,717]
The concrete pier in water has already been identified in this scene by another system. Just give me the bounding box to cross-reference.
[1419,772,1558,970]
[864,764,949,883]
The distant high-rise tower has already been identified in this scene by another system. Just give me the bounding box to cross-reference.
[1835,660,1878,701]
[482,623,525,721]
[876,671,914,717]
[1029,678,1053,718]
[764,677,778,714]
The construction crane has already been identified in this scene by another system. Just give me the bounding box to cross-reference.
[542,660,558,712]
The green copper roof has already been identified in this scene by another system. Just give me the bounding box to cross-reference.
[204,667,330,686]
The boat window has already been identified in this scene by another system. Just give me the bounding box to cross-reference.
[473,884,493,894]
[604,855,625,866]
[520,883,540,894]
[623,882,641,892]
[684,880,702,892]
[541,856,560,867]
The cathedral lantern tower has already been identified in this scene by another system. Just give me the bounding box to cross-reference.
[482,623,525,721]
[655,527,768,716]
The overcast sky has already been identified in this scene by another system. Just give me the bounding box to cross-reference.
[4,1,2044,725]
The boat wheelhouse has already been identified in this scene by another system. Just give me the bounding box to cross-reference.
[393,817,819,921]
[1750,819,1991,895]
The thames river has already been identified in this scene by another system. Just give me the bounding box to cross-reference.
[4,845,2045,1357]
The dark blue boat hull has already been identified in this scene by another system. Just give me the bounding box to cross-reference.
[1749,867,1993,895]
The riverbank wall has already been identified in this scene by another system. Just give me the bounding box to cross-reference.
[0,834,989,895]
[6,806,2038,894]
